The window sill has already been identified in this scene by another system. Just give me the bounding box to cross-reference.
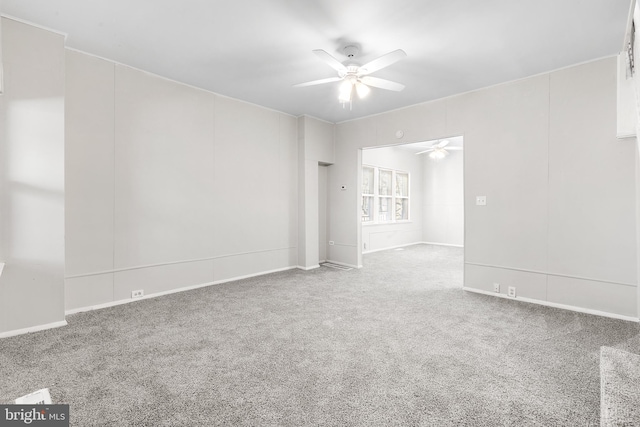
[362,221,413,226]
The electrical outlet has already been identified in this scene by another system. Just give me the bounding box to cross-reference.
[329,241,335,246]
[476,196,487,206]
[131,290,144,298]
[493,283,500,293]
[507,286,516,298]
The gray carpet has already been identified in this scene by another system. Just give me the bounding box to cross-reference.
[1,244,640,426]
[601,346,640,426]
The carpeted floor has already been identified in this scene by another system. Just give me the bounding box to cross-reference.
[600,346,640,426]
[1,244,640,426]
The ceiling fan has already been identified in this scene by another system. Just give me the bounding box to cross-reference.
[294,45,407,105]
[415,140,463,160]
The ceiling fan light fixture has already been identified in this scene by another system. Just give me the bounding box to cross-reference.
[355,81,370,98]
[338,80,353,103]
[295,47,407,107]
[429,148,448,160]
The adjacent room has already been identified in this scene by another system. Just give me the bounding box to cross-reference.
[1,1,640,425]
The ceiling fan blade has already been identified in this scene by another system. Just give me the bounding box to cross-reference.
[414,148,436,155]
[445,146,463,151]
[312,49,348,74]
[293,76,343,88]
[360,76,405,92]
[358,49,407,75]
[436,140,450,148]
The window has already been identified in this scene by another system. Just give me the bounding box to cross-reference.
[362,166,375,222]
[361,165,410,223]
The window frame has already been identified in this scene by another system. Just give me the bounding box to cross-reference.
[361,164,410,225]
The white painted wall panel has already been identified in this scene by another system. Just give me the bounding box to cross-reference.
[450,75,550,271]
[375,101,448,145]
[304,116,334,164]
[279,114,298,250]
[213,248,295,282]
[113,260,214,301]
[65,51,115,276]
[65,274,113,310]
[213,96,281,256]
[548,58,637,286]
[422,149,464,246]
[547,276,636,318]
[114,65,216,268]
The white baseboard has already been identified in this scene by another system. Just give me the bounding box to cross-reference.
[462,287,639,323]
[0,320,68,339]
[363,242,424,255]
[363,241,464,255]
[420,241,464,248]
[66,266,298,316]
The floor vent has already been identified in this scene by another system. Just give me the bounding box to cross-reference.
[321,262,353,271]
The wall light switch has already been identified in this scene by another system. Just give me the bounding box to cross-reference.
[476,196,487,206]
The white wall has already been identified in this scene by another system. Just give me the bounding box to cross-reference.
[333,57,638,318]
[361,146,423,252]
[422,149,464,246]
[65,50,298,311]
[0,18,65,333]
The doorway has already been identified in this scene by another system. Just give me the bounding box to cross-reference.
[360,136,464,254]
[319,164,328,263]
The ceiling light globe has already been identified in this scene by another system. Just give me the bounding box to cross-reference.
[339,80,353,102]
[355,81,370,98]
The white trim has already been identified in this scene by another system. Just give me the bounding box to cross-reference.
[336,55,620,125]
[420,241,464,248]
[464,261,637,288]
[66,266,297,316]
[0,14,68,39]
[327,242,357,248]
[616,132,637,140]
[65,247,297,279]
[362,220,414,227]
[462,287,639,323]
[0,262,4,277]
[363,242,424,254]
[296,264,320,271]
[0,320,68,339]
[298,114,335,125]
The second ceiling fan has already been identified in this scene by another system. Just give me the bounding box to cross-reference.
[294,45,407,104]
[415,140,463,160]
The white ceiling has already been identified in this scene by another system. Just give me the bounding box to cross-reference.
[1,1,632,123]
